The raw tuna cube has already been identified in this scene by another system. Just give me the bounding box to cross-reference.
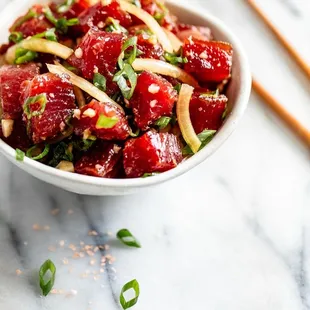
[73,99,130,140]
[136,33,164,59]
[67,29,124,95]
[130,71,177,130]
[183,38,233,83]
[0,63,39,120]
[190,90,228,133]
[78,0,132,33]
[123,131,183,178]
[20,73,76,144]
[176,23,212,41]
[75,142,122,178]
[0,118,31,151]
[10,5,52,38]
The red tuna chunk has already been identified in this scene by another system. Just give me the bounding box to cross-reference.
[20,73,76,144]
[75,142,122,178]
[0,63,39,120]
[10,5,52,38]
[78,0,132,33]
[68,29,124,95]
[123,131,183,178]
[183,38,233,83]
[0,118,31,151]
[130,71,177,130]
[190,91,228,133]
[73,100,130,140]
[136,33,164,59]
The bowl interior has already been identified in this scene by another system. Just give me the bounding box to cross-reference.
[0,0,251,194]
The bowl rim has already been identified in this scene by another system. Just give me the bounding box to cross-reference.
[0,0,252,189]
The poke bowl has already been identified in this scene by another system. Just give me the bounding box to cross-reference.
[0,0,251,195]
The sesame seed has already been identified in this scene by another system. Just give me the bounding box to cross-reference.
[16,269,22,276]
[59,240,65,247]
[150,100,158,108]
[32,224,41,231]
[69,244,77,251]
[87,250,95,257]
[199,51,208,59]
[63,258,69,265]
[97,21,104,29]
[90,259,96,266]
[73,109,81,120]
[83,108,97,118]
[74,48,83,59]
[148,84,160,94]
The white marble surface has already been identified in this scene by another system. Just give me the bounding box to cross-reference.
[1,0,310,309]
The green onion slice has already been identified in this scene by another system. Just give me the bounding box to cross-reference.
[118,36,138,69]
[34,28,57,42]
[142,172,160,178]
[57,0,75,13]
[15,149,25,162]
[155,116,171,129]
[117,229,141,248]
[26,144,50,161]
[96,114,119,129]
[164,52,188,66]
[120,279,140,309]
[105,17,128,34]
[113,64,137,100]
[93,73,107,92]
[15,47,38,64]
[39,259,56,297]
[9,32,23,43]
[23,94,47,119]
[182,129,217,155]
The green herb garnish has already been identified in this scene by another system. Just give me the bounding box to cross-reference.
[23,94,47,119]
[26,144,50,161]
[129,128,140,137]
[93,73,107,92]
[105,17,128,34]
[182,129,217,155]
[15,149,25,162]
[34,28,57,42]
[9,32,23,43]
[164,52,188,66]
[96,114,119,129]
[120,279,140,309]
[73,139,96,152]
[57,0,75,13]
[39,259,56,297]
[10,9,37,32]
[174,84,181,94]
[49,142,74,167]
[15,47,38,64]
[117,229,141,248]
[44,6,79,34]
[155,116,171,129]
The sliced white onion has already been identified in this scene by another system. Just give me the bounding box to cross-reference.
[132,58,199,88]
[176,84,201,154]
[5,38,74,64]
[56,161,75,173]
[163,28,182,52]
[119,0,173,53]
[47,63,123,111]
[1,119,14,138]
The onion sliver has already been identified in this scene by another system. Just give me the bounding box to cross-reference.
[176,84,201,154]
[47,63,123,111]
[132,58,199,87]
[119,0,173,53]
[1,119,14,138]
[5,38,73,64]
[163,28,183,52]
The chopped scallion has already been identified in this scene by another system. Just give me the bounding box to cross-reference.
[15,149,25,162]
[26,144,50,161]
[15,47,38,64]
[155,116,171,129]
[96,114,119,129]
[117,229,141,248]
[9,32,23,43]
[120,279,140,309]
[164,52,188,66]
[93,73,107,92]
[34,28,57,42]
[39,259,56,297]
[57,0,75,13]
[23,94,47,119]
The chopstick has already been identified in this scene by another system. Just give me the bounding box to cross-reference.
[247,0,310,79]
[252,78,310,146]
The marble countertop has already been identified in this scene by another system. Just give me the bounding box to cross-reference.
[1,0,310,309]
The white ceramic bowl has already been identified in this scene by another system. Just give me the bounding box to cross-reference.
[0,0,251,195]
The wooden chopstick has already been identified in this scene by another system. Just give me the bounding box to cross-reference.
[252,78,310,146]
[247,0,310,79]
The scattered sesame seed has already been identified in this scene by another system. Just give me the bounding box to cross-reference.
[87,250,95,257]
[32,224,41,231]
[150,100,158,108]
[199,51,208,59]
[148,84,160,94]
[59,240,65,247]
[100,268,105,273]
[63,258,69,265]
[73,109,81,120]
[74,47,83,59]
[90,259,96,266]
[16,269,22,276]
[69,244,77,251]
[83,108,97,118]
